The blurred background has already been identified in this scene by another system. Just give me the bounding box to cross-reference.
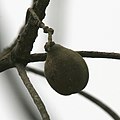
[0,0,120,120]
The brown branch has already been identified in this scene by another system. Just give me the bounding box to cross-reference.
[0,54,14,72]
[11,0,50,62]
[0,41,17,72]
[26,66,45,77]
[26,67,120,120]
[28,53,47,62]
[79,91,120,120]
[78,51,120,59]
[27,51,120,63]
[0,0,119,119]
[0,1,51,119]
[16,64,50,120]
[1,50,120,72]
[0,0,50,72]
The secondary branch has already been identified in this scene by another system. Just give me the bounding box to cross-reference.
[16,64,50,120]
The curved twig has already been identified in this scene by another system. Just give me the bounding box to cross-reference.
[26,66,45,77]
[78,51,120,60]
[26,67,120,120]
[79,91,120,120]
[1,50,120,72]
[28,51,120,63]
[16,64,50,120]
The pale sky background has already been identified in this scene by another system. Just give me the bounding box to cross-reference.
[0,0,120,120]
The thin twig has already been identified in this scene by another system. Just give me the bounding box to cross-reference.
[16,64,50,120]
[27,51,120,63]
[79,91,120,120]
[1,50,120,72]
[28,53,47,62]
[26,66,45,77]
[78,51,120,59]
[26,67,120,120]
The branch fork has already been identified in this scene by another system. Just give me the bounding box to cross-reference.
[0,0,120,120]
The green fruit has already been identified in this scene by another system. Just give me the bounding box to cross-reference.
[44,42,89,95]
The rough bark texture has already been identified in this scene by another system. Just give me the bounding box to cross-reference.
[0,0,50,71]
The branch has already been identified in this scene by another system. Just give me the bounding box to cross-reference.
[79,91,120,120]
[26,67,120,120]
[0,42,17,72]
[27,51,120,63]
[0,0,50,72]
[28,53,47,62]
[11,0,50,61]
[78,51,120,59]
[16,64,50,120]
[26,66,45,77]
[0,54,14,72]
[1,49,120,72]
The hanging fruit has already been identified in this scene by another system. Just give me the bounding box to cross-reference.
[44,42,89,95]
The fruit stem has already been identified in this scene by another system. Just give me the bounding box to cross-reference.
[28,8,54,43]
